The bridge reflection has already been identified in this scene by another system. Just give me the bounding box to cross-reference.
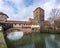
[7,31,24,40]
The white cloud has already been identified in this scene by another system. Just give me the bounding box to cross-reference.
[58,5,60,9]
[43,0,56,20]
[0,0,60,21]
[43,0,60,20]
[0,0,42,21]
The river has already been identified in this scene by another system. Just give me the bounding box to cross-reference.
[5,32,60,48]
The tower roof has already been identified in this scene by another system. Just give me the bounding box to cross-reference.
[33,7,44,12]
[0,12,9,18]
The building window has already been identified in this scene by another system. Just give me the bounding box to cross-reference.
[19,24,21,25]
[15,24,16,25]
[32,28,34,30]
[24,24,25,25]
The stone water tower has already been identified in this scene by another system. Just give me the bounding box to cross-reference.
[33,7,44,32]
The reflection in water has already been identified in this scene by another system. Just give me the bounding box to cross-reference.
[45,34,60,48]
[6,32,60,48]
[7,31,24,40]
[50,35,55,40]
[45,34,56,48]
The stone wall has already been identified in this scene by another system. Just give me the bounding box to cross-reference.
[0,32,7,48]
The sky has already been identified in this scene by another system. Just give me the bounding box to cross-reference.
[0,0,60,21]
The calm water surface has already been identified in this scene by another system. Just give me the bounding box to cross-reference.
[6,32,60,48]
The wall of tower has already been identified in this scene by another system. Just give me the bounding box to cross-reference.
[33,7,44,24]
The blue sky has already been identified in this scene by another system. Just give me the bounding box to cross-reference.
[23,0,33,7]
[0,0,60,21]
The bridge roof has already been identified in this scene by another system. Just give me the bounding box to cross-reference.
[0,20,31,24]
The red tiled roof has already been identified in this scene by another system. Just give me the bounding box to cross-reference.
[0,12,9,18]
[44,20,51,26]
[55,17,60,20]
[29,18,35,23]
[33,7,44,12]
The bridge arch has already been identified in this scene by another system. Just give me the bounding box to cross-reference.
[5,27,22,35]
[5,27,32,35]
